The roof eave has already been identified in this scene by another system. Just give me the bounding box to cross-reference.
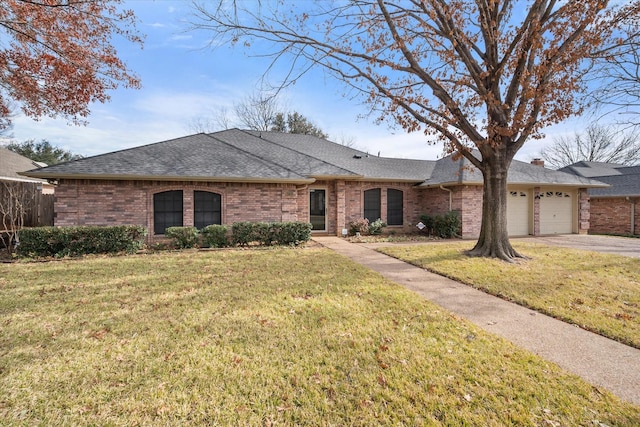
[19,172,315,185]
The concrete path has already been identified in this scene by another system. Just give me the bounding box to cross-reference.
[313,236,640,406]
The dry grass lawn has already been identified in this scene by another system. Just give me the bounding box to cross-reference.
[378,242,640,349]
[1,248,639,425]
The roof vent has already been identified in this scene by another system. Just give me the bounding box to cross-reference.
[531,158,545,167]
[353,154,362,159]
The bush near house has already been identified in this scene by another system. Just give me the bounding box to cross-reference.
[201,224,230,248]
[232,221,312,246]
[165,226,199,249]
[348,218,387,236]
[419,211,461,238]
[17,225,147,257]
[166,222,312,248]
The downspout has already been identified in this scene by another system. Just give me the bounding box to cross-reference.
[440,185,453,211]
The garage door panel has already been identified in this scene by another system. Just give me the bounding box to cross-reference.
[539,190,573,234]
[507,190,530,236]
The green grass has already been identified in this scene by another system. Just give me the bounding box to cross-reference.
[378,242,640,349]
[1,249,639,425]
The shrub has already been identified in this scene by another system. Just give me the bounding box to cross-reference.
[165,226,199,249]
[17,225,147,257]
[368,218,387,235]
[348,218,387,236]
[271,222,312,246]
[348,218,369,236]
[231,221,258,246]
[419,211,461,238]
[231,221,312,246]
[201,224,230,248]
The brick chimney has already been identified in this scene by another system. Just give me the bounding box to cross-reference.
[531,158,545,167]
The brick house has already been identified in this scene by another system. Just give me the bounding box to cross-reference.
[21,129,605,242]
[560,162,639,236]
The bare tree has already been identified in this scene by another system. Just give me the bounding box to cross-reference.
[540,124,640,169]
[186,106,233,133]
[235,92,282,131]
[190,0,639,261]
[590,7,640,125]
[0,181,34,255]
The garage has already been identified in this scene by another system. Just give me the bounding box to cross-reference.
[507,190,530,236]
[539,190,575,234]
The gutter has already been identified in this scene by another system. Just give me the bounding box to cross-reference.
[17,172,316,185]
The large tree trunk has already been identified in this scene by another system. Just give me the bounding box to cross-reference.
[467,151,523,262]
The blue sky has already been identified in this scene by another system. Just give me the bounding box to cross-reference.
[8,0,586,162]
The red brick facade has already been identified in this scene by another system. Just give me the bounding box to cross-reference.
[53,178,593,242]
[589,197,639,236]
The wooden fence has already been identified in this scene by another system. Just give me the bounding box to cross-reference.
[1,181,54,229]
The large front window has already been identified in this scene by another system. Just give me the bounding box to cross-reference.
[154,190,183,234]
[387,189,403,226]
[364,188,381,223]
[194,191,222,229]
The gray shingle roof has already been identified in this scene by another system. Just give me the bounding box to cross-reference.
[419,151,606,187]
[20,130,607,188]
[0,147,47,184]
[561,162,640,197]
[247,130,435,181]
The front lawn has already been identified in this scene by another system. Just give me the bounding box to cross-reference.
[378,242,640,348]
[1,249,638,425]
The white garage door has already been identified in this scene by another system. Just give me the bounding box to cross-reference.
[507,190,530,236]
[539,190,574,234]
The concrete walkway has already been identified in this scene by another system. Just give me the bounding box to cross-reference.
[313,236,640,406]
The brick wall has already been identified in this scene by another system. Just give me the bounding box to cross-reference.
[456,186,483,238]
[590,197,638,235]
[415,185,482,238]
[341,181,422,234]
[55,179,302,242]
[636,199,640,235]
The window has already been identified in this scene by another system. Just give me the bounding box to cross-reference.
[364,188,381,223]
[387,189,403,226]
[194,191,222,229]
[154,190,183,234]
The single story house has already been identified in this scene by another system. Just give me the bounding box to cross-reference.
[560,161,639,236]
[0,147,54,193]
[21,129,606,242]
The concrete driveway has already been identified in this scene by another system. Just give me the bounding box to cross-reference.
[513,234,640,258]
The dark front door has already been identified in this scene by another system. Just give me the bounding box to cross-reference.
[309,189,326,231]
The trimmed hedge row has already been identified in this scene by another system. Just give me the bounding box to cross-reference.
[231,221,312,246]
[17,225,147,257]
[164,222,313,249]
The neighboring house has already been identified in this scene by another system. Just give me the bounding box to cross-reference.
[0,147,55,228]
[21,129,605,242]
[0,147,53,192]
[561,161,640,236]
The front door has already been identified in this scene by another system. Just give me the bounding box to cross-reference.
[309,189,326,231]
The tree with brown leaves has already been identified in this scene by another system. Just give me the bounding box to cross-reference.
[0,0,142,130]
[191,0,640,261]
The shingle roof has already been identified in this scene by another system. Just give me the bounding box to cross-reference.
[419,151,606,187]
[248,131,435,181]
[559,161,626,178]
[0,147,47,184]
[560,162,640,197]
[20,129,606,188]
